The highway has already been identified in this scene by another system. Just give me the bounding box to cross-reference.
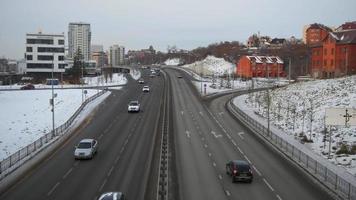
[166,67,335,200]
[0,69,164,200]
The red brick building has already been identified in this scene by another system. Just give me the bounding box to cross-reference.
[236,56,285,78]
[306,23,332,45]
[310,30,356,78]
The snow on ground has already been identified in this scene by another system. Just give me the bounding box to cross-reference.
[0,89,109,160]
[164,58,181,65]
[182,56,235,76]
[130,69,141,80]
[240,75,356,174]
[0,73,127,90]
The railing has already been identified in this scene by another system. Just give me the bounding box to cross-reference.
[0,90,107,179]
[228,96,356,200]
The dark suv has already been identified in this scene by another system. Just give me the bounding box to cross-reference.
[226,160,253,183]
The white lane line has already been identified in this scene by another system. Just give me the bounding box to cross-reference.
[212,162,216,167]
[199,111,203,116]
[244,155,252,164]
[120,147,125,154]
[252,165,262,176]
[226,134,231,140]
[204,144,208,148]
[181,111,184,115]
[238,132,245,140]
[99,178,108,192]
[62,167,73,179]
[276,194,282,200]
[231,140,237,146]
[115,155,120,164]
[237,147,244,155]
[47,182,60,196]
[225,190,231,196]
[218,174,223,180]
[208,152,212,157]
[211,131,222,138]
[263,178,274,191]
[107,166,114,177]
[98,134,104,140]
[185,130,191,138]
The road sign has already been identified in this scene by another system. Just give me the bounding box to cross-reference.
[325,108,356,127]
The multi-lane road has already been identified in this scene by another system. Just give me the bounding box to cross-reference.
[0,67,336,200]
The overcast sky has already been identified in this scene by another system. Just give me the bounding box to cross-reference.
[1,0,355,59]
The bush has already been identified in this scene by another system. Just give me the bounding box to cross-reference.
[336,144,350,155]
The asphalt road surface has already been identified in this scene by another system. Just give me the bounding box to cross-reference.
[166,67,334,200]
[0,69,164,200]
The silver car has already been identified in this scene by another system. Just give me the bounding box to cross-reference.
[128,100,140,112]
[74,139,98,159]
[98,192,125,200]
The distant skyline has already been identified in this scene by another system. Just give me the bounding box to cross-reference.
[1,0,356,59]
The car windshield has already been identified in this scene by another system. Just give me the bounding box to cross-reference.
[237,164,250,172]
[130,102,138,106]
[77,142,91,149]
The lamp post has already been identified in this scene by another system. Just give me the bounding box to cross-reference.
[81,58,84,103]
[51,53,55,137]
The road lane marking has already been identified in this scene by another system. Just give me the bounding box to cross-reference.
[62,168,73,179]
[208,152,212,157]
[237,147,244,155]
[244,155,252,164]
[211,131,222,138]
[212,162,216,167]
[98,134,104,140]
[276,194,282,200]
[204,144,208,148]
[238,132,245,140]
[47,182,60,196]
[199,111,203,116]
[231,140,237,146]
[107,166,114,177]
[226,134,231,139]
[263,178,274,191]
[252,165,262,176]
[218,174,223,180]
[181,111,184,115]
[115,155,120,164]
[225,190,231,196]
[99,178,108,192]
[185,130,191,138]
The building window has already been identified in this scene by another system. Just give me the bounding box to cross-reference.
[324,60,327,66]
[58,56,64,61]
[331,59,334,66]
[27,39,53,45]
[26,47,32,52]
[26,55,33,60]
[37,47,64,53]
[58,64,66,69]
[38,55,54,61]
[58,40,64,45]
[27,63,53,69]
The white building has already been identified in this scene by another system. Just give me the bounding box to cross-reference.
[109,45,125,66]
[25,32,66,74]
[68,22,91,61]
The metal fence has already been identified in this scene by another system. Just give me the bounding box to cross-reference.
[228,99,356,200]
[0,90,107,179]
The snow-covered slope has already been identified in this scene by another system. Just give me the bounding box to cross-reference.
[164,58,181,65]
[182,56,235,76]
[245,76,356,174]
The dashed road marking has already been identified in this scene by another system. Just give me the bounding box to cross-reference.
[231,140,237,146]
[98,134,104,140]
[218,174,223,180]
[225,190,231,196]
[208,152,212,157]
[211,131,222,138]
[276,194,282,200]
[237,147,244,155]
[244,155,252,164]
[226,134,231,139]
[181,111,184,115]
[204,144,208,148]
[212,162,216,167]
[185,130,191,138]
[107,166,114,177]
[99,178,108,192]
[263,178,274,191]
[238,132,245,140]
[47,182,60,196]
[62,167,73,179]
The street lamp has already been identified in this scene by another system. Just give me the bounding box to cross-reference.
[81,57,84,103]
[51,53,55,137]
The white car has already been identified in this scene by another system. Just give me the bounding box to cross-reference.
[128,100,140,112]
[142,86,150,92]
[138,79,144,84]
[74,139,98,159]
[98,192,125,200]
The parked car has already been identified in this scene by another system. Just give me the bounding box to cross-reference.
[138,79,144,84]
[128,100,140,112]
[98,192,125,200]
[142,85,150,92]
[20,84,35,90]
[74,139,98,159]
[226,160,253,183]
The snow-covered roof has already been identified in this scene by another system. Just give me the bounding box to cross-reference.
[246,56,284,64]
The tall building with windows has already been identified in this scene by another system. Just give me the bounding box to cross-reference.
[68,22,91,61]
[25,32,66,76]
[109,45,125,66]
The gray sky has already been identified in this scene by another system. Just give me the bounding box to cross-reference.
[1,0,355,59]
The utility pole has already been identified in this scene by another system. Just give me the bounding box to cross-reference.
[51,53,55,137]
[81,57,84,103]
[288,58,291,83]
[267,89,271,137]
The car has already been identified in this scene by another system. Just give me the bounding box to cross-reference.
[177,75,183,78]
[74,139,98,159]
[20,84,35,90]
[138,79,144,84]
[98,192,125,200]
[142,85,150,92]
[226,160,253,183]
[128,100,140,112]
[150,73,155,78]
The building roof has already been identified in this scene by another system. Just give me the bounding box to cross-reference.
[328,30,356,44]
[270,38,286,45]
[307,23,333,32]
[245,56,284,64]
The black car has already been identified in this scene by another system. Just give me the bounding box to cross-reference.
[226,160,253,183]
[20,84,35,90]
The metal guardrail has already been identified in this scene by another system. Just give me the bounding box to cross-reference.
[0,90,107,179]
[228,98,356,200]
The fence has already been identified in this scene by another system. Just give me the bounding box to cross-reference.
[0,90,107,179]
[228,97,356,200]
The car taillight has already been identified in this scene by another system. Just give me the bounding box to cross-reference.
[233,170,237,174]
